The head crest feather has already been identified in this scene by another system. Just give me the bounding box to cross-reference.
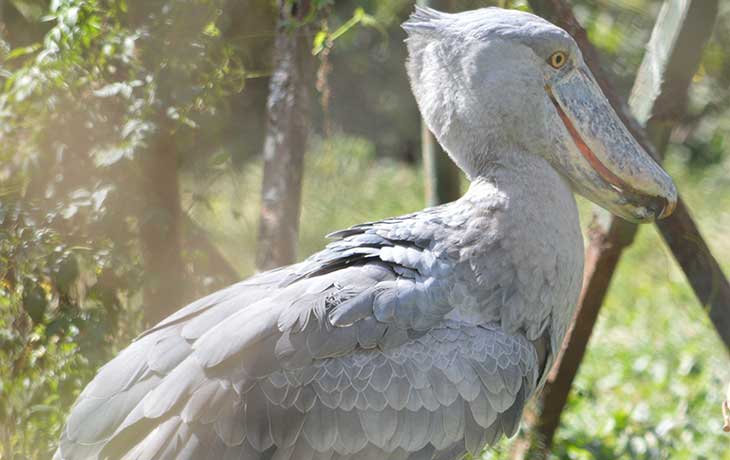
[401,6,449,36]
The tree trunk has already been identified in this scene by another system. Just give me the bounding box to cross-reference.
[139,121,187,326]
[256,0,313,271]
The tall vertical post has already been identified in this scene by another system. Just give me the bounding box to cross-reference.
[256,0,313,271]
[417,0,462,206]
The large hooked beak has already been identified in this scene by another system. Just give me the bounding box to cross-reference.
[546,66,677,223]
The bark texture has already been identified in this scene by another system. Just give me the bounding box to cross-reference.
[256,0,313,270]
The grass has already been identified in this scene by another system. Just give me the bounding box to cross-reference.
[186,134,730,459]
[548,153,730,460]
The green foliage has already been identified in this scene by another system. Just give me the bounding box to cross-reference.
[544,152,730,460]
[312,7,382,55]
[0,199,140,459]
[0,0,254,457]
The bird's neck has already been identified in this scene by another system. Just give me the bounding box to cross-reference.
[460,149,584,353]
[464,150,574,210]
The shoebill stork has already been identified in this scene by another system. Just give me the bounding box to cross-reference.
[55,6,677,460]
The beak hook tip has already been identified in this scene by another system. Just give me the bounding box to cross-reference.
[658,198,677,220]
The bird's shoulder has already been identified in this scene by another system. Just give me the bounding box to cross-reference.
[288,203,461,283]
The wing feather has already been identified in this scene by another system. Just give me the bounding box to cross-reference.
[57,202,546,460]
[244,385,273,451]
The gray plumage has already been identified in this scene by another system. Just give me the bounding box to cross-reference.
[55,5,678,460]
[56,176,580,460]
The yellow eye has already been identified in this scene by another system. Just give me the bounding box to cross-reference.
[549,51,568,69]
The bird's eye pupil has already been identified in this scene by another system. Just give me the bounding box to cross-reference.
[550,52,567,69]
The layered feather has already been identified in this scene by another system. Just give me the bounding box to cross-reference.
[56,180,566,460]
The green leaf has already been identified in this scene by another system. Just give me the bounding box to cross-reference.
[203,21,221,38]
[6,44,41,61]
[312,31,327,55]
[312,7,378,55]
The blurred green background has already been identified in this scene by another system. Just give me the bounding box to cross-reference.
[1,0,730,459]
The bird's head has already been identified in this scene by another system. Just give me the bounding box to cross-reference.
[403,6,677,223]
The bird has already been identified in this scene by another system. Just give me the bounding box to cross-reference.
[55,6,677,460]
